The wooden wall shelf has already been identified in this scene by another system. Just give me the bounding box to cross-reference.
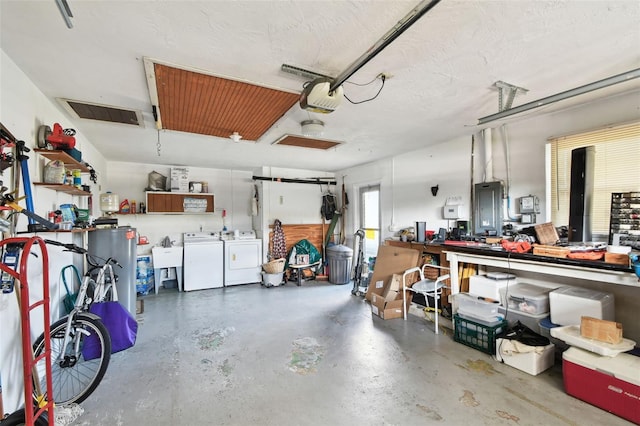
[146,191,214,214]
[33,182,91,196]
[34,149,89,172]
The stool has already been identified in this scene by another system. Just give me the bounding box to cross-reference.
[288,262,320,286]
[153,267,183,294]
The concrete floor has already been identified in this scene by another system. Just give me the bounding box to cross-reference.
[70,281,633,426]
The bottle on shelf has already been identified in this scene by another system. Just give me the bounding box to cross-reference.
[131,200,137,214]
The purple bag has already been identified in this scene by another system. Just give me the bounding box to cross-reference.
[83,298,138,360]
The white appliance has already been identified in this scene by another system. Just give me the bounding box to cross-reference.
[183,232,224,291]
[223,230,262,286]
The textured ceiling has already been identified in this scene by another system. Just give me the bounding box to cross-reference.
[1,0,639,172]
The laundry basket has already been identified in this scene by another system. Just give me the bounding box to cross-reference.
[263,258,285,274]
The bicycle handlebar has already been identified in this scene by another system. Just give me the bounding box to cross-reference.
[44,239,87,254]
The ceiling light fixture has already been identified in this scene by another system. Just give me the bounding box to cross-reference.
[301,119,324,137]
[230,132,242,142]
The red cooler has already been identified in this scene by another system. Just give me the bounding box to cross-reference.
[562,347,640,424]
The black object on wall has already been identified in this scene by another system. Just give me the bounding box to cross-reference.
[568,146,595,242]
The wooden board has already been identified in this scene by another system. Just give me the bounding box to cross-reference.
[533,244,570,258]
[534,222,560,245]
[268,223,331,259]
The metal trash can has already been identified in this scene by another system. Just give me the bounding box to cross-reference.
[327,244,353,285]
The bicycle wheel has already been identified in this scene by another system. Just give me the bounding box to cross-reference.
[32,313,111,405]
[0,408,49,425]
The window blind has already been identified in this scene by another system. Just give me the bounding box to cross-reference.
[549,122,640,237]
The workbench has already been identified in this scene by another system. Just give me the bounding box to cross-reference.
[443,243,639,342]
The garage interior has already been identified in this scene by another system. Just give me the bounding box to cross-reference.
[0,1,639,425]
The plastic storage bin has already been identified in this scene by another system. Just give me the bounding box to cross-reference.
[502,283,554,315]
[453,314,507,355]
[495,338,555,376]
[261,271,284,287]
[455,292,500,317]
[326,244,353,285]
[538,316,569,351]
[469,273,517,303]
[549,286,615,326]
[499,306,546,333]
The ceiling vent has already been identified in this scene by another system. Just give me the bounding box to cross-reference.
[57,98,144,126]
[272,134,342,150]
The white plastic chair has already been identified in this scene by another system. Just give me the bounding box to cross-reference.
[402,264,450,334]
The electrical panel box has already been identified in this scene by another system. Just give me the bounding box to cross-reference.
[519,195,540,214]
[474,182,503,236]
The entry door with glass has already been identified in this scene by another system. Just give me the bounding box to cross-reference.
[359,184,380,259]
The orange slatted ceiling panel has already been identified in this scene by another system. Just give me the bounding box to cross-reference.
[274,135,341,150]
[154,63,299,141]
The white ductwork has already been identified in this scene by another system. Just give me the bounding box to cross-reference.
[483,127,494,182]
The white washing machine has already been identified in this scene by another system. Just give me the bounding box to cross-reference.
[223,231,262,286]
[183,232,224,291]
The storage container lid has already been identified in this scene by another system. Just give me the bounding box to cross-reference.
[551,325,636,357]
[326,244,353,257]
[538,316,561,329]
[563,346,640,386]
[550,286,613,301]
[504,283,554,300]
[498,306,548,319]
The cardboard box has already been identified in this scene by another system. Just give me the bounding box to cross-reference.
[580,316,623,344]
[365,245,421,301]
[371,274,412,320]
[371,291,411,320]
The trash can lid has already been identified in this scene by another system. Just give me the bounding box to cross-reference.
[327,244,353,257]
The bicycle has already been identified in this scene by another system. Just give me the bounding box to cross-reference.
[30,240,122,406]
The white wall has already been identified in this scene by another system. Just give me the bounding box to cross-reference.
[255,166,335,258]
[106,161,257,252]
[339,90,640,242]
[0,50,107,412]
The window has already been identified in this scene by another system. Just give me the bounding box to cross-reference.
[548,122,640,238]
[359,185,380,258]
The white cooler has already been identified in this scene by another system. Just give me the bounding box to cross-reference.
[549,286,614,326]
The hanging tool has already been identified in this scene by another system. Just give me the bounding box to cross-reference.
[37,122,76,150]
[0,126,15,173]
[0,193,58,231]
[12,140,57,232]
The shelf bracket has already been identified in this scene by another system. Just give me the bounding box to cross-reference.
[493,81,529,112]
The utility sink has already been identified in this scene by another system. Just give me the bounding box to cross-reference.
[151,246,183,294]
[152,246,183,268]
